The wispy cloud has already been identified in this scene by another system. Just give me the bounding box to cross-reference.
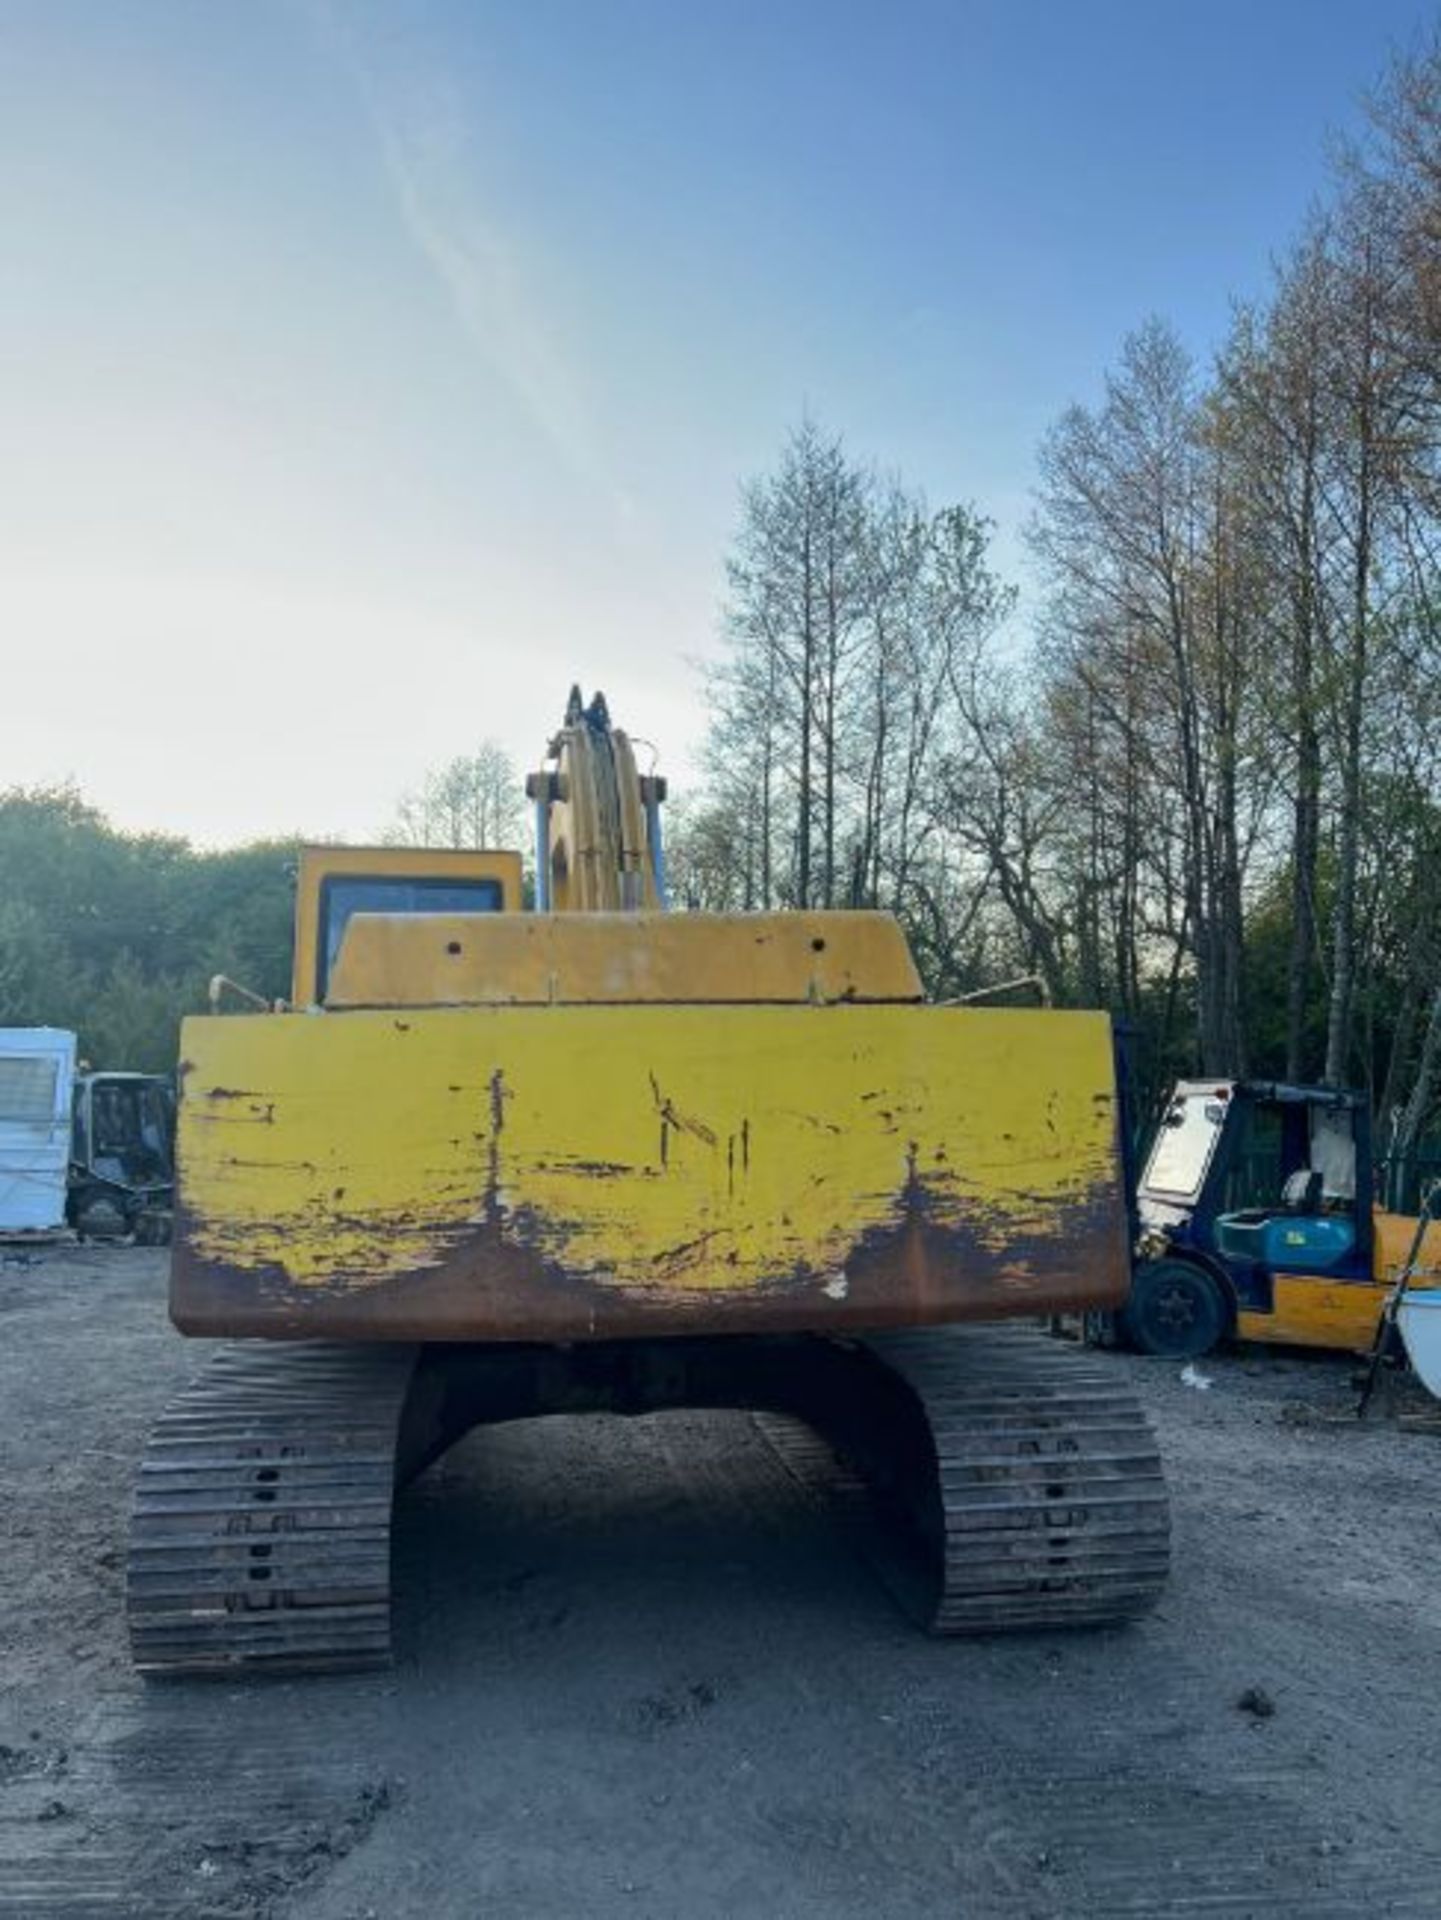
[313,4,625,510]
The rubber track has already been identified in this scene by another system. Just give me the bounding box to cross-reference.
[858,1326,1170,1632]
[127,1342,419,1677]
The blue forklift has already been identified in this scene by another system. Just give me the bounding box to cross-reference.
[1112,1078,1389,1359]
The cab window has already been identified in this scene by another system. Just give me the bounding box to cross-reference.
[318,876,503,998]
[1220,1101,1284,1212]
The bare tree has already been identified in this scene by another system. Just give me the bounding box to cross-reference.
[1221,235,1335,1079]
[387,741,524,850]
[1031,318,1255,1070]
[720,421,872,908]
[706,424,1013,979]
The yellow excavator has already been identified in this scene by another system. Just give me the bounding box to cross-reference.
[127,690,1170,1674]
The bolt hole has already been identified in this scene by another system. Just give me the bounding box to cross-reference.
[810,937,826,953]
[249,1543,273,1560]
[446,940,462,956]
[248,1567,272,1582]
[255,1467,279,1483]
[253,1489,276,1504]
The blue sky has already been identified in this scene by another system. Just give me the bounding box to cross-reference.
[2,0,1433,843]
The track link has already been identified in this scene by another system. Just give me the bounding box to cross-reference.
[127,1343,419,1677]
[857,1325,1170,1632]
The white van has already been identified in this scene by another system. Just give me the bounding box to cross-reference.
[0,1028,78,1235]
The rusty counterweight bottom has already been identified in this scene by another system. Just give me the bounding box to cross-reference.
[126,1327,1169,1677]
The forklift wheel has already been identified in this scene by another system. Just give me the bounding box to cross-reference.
[1119,1259,1227,1360]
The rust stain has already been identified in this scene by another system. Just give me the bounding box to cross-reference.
[484,1068,508,1228]
[648,1071,718,1153]
[649,1227,727,1268]
[191,1101,276,1126]
[544,1158,636,1178]
[170,1169,1127,1344]
[217,1155,318,1173]
[841,1166,1126,1323]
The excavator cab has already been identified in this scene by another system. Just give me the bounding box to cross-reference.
[291,846,524,1005]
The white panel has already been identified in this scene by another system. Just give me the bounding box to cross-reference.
[0,1029,75,1231]
[1309,1107,1356,1201]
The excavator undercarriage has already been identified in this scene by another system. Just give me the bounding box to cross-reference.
[129,1328,1168,1675]
[127,690,1170,1676]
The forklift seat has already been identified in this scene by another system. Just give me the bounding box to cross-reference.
[1282,1168,1323,1214]
[1215,1166,1355,1270]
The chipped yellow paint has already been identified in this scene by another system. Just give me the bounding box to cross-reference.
[179,1004,1120,1294]
[325,909,922,1008]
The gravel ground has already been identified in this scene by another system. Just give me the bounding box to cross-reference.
[3,1245,1441,1918]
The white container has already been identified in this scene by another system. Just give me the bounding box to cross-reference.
[0,1028,77,1234]
[1398,1288,1441,1401]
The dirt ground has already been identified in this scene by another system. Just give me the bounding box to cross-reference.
[3,1246,1441,1919]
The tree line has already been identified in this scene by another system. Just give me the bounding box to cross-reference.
[672,37,1441,1173]
[0,787,298,1071]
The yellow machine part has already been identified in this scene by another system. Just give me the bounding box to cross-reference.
[539,719,659,912]
[1372,1205,1441,1284]
[325,909,922,1007]
[1237,1278,1387,1350]
[171,1001,1129,1341]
